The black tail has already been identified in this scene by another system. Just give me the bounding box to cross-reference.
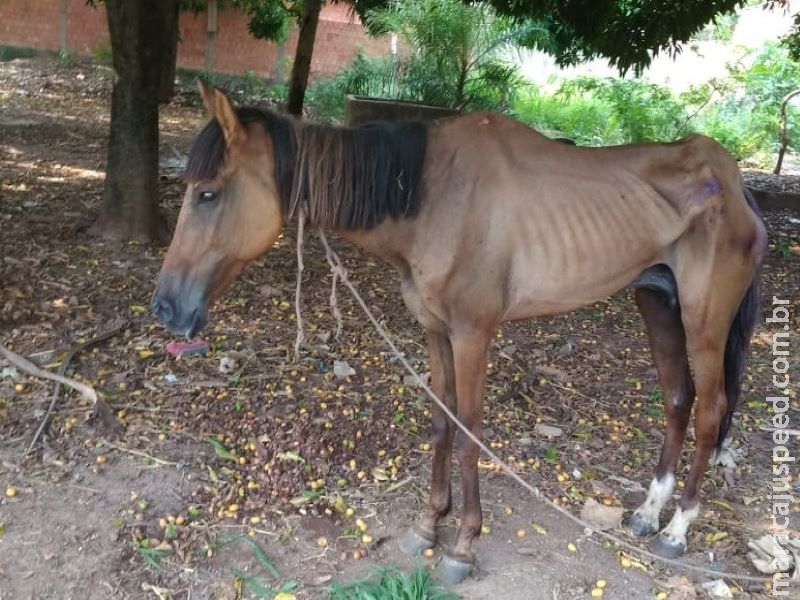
[717,187,764,449]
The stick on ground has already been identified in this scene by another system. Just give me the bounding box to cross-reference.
[0,320,125,454]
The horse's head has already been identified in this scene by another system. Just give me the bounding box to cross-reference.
[151,82,286,337]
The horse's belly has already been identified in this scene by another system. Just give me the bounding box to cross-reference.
[502,240,659,320]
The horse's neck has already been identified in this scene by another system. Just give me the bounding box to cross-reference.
[330,221,414,276]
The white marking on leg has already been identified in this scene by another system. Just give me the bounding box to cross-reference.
[660,503,700,547]
[632,474,675,530]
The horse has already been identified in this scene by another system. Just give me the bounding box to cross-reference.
[151,81,766,584]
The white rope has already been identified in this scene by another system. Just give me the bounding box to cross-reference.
[293,207,306,360]
[315,229,785,586]
[319,232,344,340]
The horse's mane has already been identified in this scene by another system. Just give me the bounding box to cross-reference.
[185,106,428,230]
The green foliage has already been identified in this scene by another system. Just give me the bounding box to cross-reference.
[485,0,747,74]
[56,49,76,69]
[697,43,800,158]
[0,46,34,62]
[365,0,527,108]
[305,0,528,117]
[91,43,113,65]
[328,566,459,600]
[511,43,800,162]
[305,52,395,121]
[511,87,617,145]
[559,77,690,142]
[693,10,739,42]
[231,0,292,43]
[782,12,800,61]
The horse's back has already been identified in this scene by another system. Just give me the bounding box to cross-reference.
[419,113,761,322]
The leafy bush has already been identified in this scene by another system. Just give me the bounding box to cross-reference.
[91,43,112,65]
[693,43,800,158]
[559,77,691,142]
[0,45,34,62]
[511,86,618,145]
[352,0,527,110]
[56,49,75,69]
[511,43,800,161]
[305,52,397,121]
[304,0,529,120]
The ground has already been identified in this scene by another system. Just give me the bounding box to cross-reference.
[1,56,798,600]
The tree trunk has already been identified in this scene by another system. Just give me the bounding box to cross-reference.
[159,0,180,104]
[94,0,175,243]
[286,0,323,117]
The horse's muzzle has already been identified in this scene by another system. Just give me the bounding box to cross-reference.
[151,271,208,338]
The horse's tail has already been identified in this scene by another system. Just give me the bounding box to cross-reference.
[717,187,764,449]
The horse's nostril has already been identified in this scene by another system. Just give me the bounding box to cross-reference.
[151,295,175,323]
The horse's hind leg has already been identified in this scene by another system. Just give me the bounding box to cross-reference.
[649,257,757,558]
[629,285,695,537]
[400,330,456,555]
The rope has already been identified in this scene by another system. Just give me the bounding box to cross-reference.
[293,207,306,360]
[315,229,788,587]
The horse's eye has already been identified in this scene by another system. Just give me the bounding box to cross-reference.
[198,190,218,203]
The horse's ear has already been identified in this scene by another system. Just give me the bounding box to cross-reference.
[197,79,246,148]
[197,78,216,117]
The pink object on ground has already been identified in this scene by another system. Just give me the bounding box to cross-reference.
[165,339,209,358]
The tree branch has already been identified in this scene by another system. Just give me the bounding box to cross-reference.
[774,88,800,175]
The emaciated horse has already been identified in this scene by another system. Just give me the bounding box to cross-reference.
[152,82,766,584]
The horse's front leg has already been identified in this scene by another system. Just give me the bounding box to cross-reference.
[400,330,456,555]
[436,328,491,585]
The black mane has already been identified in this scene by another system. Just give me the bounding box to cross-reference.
[185,107,428,230]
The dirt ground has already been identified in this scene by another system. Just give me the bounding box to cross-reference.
[1,56,798,600]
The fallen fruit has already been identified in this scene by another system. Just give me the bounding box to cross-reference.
[567,542,577,552]
[423,548,435,558]
[5,487,16,497]
[591,587,603,597]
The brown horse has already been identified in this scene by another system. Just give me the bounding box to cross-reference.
[152,82,766,584]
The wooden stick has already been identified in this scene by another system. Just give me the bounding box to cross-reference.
[0,345,97,402]
[0,321,125,454]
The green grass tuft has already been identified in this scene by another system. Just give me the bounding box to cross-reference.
[328,566,459,600]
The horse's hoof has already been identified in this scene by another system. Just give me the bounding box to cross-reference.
[399,527,436,557]
[649,533,686,559]
[436,554,473,585]
[627,512,658,537]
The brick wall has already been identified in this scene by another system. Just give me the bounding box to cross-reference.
[0,0,389,80]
